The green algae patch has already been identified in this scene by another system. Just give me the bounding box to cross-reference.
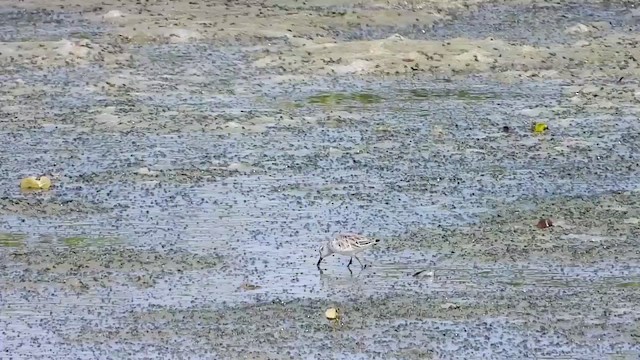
[0,233,27,248]
[279,101,305,110]
[406,89,501,101]
[69,32,93,40]
[61,236,121,248]
[307,92,383,105]
[616,282,640,288]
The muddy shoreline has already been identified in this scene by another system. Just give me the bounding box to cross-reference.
[2,0,640,359]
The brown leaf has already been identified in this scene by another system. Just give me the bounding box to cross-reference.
[536,218,553,229]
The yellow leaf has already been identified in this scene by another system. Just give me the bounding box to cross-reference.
[20,176,52,190]
[20,177,41,190]
[532,122,549,134]
[38,176,52,190]
[325,307,339,320]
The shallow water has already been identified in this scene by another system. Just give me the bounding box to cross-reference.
[0,8,106,42]
[2,1,640,359]
[351,2,638,45]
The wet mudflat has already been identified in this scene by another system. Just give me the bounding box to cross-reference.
[1,0,640,359]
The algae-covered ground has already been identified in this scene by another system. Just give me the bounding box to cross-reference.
[1,0,640,359]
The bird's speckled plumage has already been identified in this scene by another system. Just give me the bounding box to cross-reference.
[328,233,378,254]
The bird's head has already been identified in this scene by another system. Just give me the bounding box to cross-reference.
[318,243,332,259]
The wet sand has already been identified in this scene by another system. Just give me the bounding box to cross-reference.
[1,0,640,359]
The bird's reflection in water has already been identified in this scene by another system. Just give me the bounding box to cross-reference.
[318,265,366,290]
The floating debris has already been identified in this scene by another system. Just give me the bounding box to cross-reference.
[412,269,435,277]
[536,218,554,229]
[440,302,461,310]
[238,282,262,291]
[20,176,52,191]
[135,167,159,176]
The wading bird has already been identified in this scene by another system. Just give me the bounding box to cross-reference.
[317,233,380,270]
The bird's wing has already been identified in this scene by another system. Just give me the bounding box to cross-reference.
[353,236,378,248]
[336,234,378,250]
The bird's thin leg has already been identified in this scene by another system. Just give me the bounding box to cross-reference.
[317,257,323,269]
[347,257,353,268]
[353,255,366,269]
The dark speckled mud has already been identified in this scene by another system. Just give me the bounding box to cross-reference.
[1,0,640,359]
